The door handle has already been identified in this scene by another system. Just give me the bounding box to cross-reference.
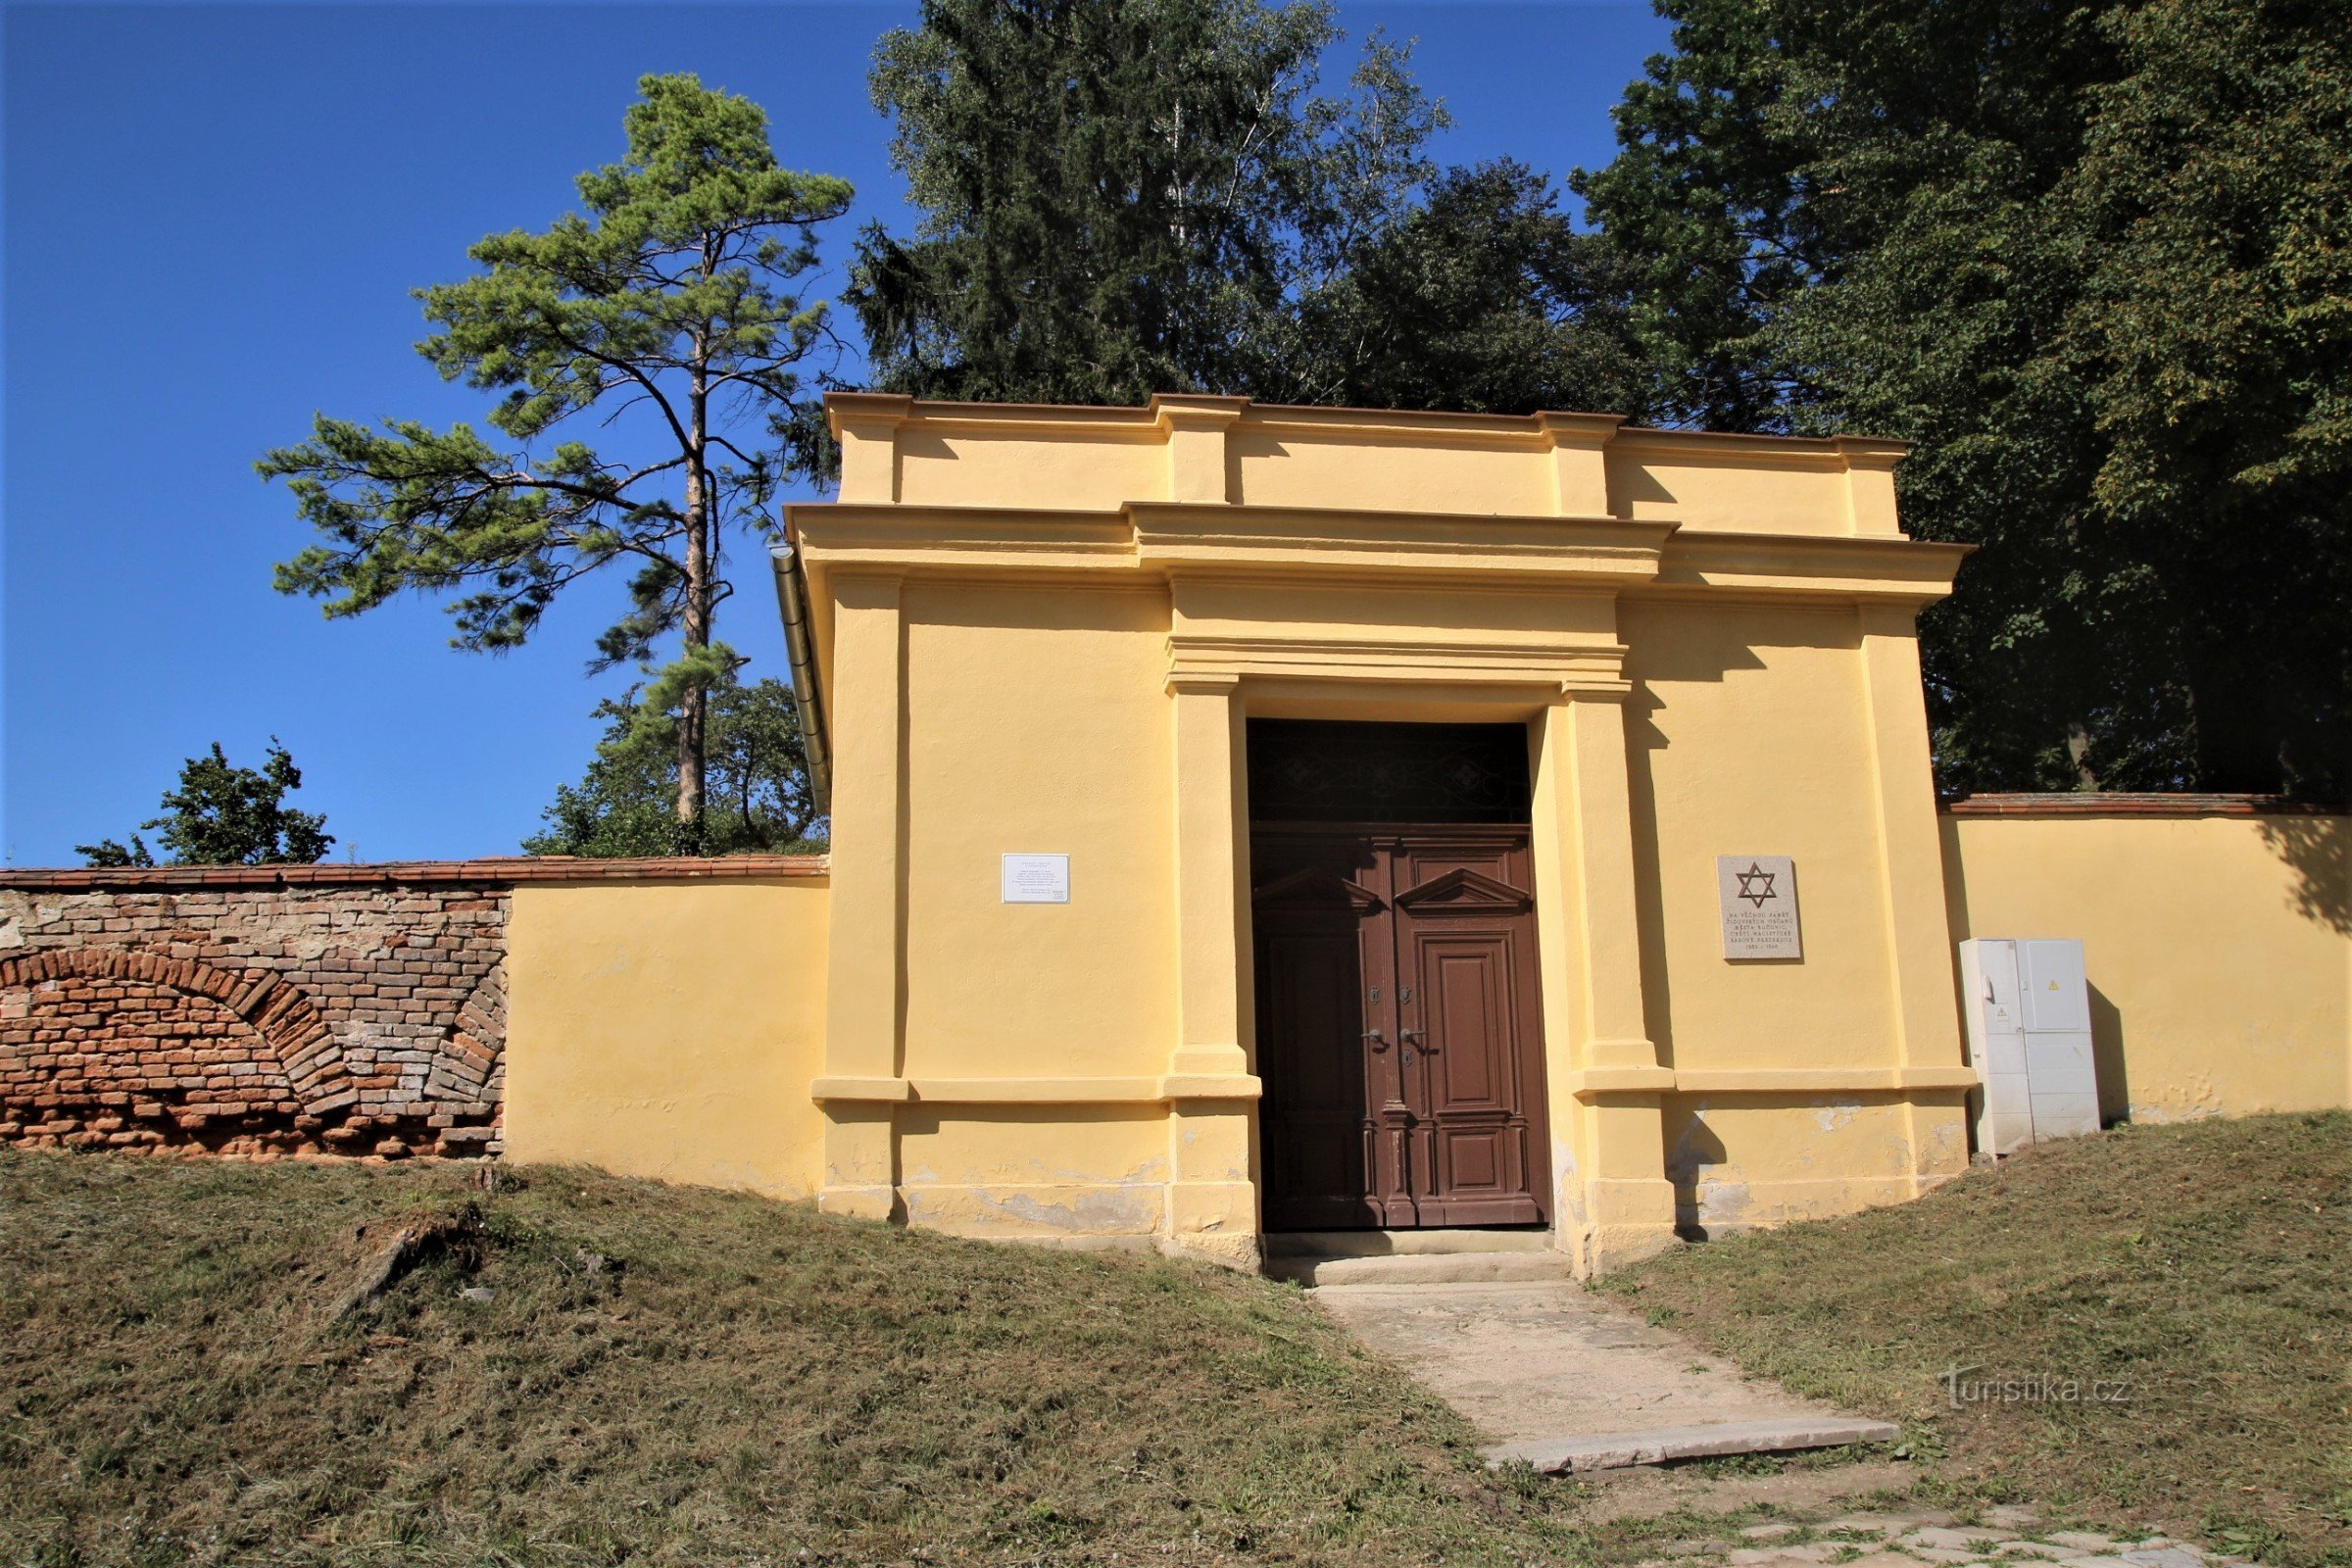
[1399,1028,1423,1045]
[1363,1028,1387,1052]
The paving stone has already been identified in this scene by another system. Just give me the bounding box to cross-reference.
[2122,1550,2206,1568]
[2050,1537,2125,1555]
[1984,1509,2044,1530]
[1907,1530,2020,1552]
[1743,1525,1807,1542]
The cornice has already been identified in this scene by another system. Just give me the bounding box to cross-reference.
[1165,634,1633,698]
[1130,502,1677,584]
[1643,530,1974,604]
[810,1073,1262,1105]
[782,504,1969,604]
[1564,1064,1979,1101]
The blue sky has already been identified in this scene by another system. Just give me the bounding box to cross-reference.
[1,1,1673,865]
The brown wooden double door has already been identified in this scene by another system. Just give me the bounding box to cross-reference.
[1251,824,1551,1231]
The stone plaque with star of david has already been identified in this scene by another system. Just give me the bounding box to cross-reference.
[1715,855,1801,959]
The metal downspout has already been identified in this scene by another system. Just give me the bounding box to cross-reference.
[767,540,831,817]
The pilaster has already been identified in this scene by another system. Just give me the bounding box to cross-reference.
[1153,395,1249,505]
[1165,672,1260,1263]
[1835,436,1909,537]
[1538,412,1626,517]
[827,393,911,505]
[1856,601,1972,1189]
[1535,687,1679,1270]
[818,571,906,1218]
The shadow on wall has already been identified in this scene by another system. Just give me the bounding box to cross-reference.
[2090,982,2131,1128]
[1665,1113,1729,1241]
[2258,814,2352,938]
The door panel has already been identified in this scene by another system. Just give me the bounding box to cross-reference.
[1252,824,1550,1230]
[1254,927,1373,1229]
[1396,902,1546,1226]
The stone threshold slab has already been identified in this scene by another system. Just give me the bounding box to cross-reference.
[1484,1415,1903,1473]
[1267,1250,1579,1285]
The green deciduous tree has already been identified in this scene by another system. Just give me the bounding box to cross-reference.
[262,74,853,829]
[1578,0,2350,798]
[78,741,333,867]
[851,0,1642,416]
[524,672,822,858]
[1290,160,1647,416]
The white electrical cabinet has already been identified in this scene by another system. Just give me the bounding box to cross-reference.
[1958,938,2099,1155]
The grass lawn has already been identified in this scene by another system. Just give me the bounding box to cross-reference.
[1600,1111,2352,1568]
[3,1113,2345,1566]
[0,1151,1589,1567]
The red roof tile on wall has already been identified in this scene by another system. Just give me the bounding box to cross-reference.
[0,856,829,891]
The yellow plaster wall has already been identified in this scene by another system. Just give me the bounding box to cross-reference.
[900,582,1181,1080]
[1227,426,1555,516]
[1942,813,2352,1121]
[896,425,1167,512]
[1608,446,1857,536]
[1622,599,1909,1072]
[503,879,830,1197]
[1664,1095,1969,1232]
[897,1105,1171,1241]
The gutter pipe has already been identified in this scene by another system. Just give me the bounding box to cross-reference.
[767,538,832,817]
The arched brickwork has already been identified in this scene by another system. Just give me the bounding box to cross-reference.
[0,948,363,1152]
[0,947,354,1103]
[427,961,505,1108]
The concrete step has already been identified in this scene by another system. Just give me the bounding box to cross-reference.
[1264,1228,1554,1258]
[1268,1250,1579,1286]
[1483,1415,1903,1474]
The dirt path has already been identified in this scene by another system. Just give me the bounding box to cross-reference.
[1311,1281,2270,1568]
[1313,1280,1894,1471]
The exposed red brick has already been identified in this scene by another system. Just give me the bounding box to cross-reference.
[0,883,507,1160]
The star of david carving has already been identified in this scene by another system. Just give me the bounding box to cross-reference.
[1734,862,1777,908]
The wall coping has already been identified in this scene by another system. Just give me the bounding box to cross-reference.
[1941,793,2343,818]
[0,855,830,892]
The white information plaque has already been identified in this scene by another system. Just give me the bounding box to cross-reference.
[1716,855,1801,960]
[1001,853,1070,905]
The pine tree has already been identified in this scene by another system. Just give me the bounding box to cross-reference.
[262,75,852,828]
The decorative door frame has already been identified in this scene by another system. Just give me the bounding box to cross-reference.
[1162,575,1682,1271]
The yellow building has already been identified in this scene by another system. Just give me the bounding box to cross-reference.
[766,392,1979,1273]
[490,393,2349,1276]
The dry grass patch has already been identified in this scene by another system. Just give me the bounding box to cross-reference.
[0,1151,1609,1567]
[1600,1112,2352,1568]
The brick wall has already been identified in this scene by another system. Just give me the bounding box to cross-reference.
[0,880,507,1157]
[0,857,823,1163]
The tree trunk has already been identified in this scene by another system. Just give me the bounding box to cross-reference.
[677,357,712,830]
[677,512,711,827]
